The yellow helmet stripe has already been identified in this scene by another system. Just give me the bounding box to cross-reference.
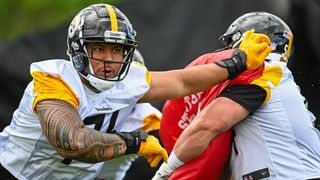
[105,4,118,32]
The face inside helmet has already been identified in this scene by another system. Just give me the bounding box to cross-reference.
[85,42,127,79]
[219,12,293,62]
[67,4,137,91]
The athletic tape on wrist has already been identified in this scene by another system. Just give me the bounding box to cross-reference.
[167,151,185,170]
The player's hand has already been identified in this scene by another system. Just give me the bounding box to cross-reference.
[239,30,272,70]
[151,162,174,180]
[138,135,168,168]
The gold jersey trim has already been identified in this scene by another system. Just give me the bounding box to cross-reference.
[252,65,283,104]
[32,71,80,112]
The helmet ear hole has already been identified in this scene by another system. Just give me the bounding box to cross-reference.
[72,54,85,72]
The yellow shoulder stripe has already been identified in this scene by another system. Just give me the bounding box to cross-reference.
[32,71,80,112]
[251,65,283,104]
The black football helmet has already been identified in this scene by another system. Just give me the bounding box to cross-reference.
[219,12,293,62]
[67,4,137,91]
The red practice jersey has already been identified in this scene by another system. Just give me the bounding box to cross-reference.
[160,49,264,180]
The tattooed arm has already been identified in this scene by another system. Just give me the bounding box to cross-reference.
[36,99,126,163]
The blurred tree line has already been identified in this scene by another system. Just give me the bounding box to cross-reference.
[0,1,319,179]
[0,0,120,41]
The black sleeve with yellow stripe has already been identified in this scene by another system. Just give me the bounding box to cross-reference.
[218,84,267,113]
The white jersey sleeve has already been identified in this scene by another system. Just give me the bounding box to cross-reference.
[231,62,320,180]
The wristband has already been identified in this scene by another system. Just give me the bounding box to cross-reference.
[167,151,185,171]
[113,131,148,154]
[214,49,247,79]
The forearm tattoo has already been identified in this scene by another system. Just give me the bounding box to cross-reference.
[36,99,126,163]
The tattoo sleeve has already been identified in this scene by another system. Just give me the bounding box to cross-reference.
[36,99,127,163]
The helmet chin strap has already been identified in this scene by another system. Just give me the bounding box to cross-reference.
[83,46,133,92]
[87,74,116,92]
[87,61,118,91]
[82,53,112,91]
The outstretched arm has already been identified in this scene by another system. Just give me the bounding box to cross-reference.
[37,99,127,163]
[141,62,228,103]
[37,99,167,166]
[140,31,271,103]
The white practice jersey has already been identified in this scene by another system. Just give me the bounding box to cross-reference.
[0,59,161,180]
[231,61,320,180]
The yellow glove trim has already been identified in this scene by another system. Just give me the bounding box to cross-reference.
[138,135,168,167]
[240,30,272,70]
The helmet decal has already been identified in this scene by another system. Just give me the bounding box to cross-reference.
[68,14,84,39]
[104,31,127,43]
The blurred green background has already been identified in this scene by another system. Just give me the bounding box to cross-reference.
[0,1,319,179]
[0,0,120,41]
